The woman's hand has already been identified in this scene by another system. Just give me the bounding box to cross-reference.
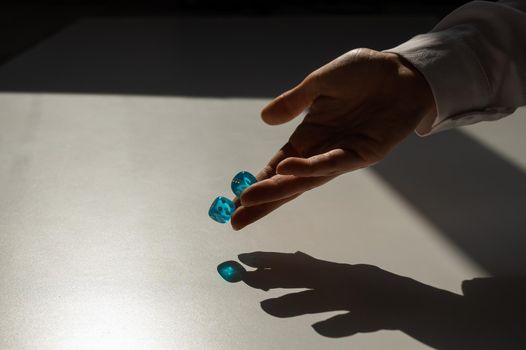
[231,48,436,230]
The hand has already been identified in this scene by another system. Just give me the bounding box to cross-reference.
[237,251,526,347]
[231,48,436,230]
[238,251,461,338]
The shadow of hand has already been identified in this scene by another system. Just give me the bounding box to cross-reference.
[238,251,526,349]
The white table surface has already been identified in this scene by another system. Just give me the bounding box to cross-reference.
[0,16,525,350]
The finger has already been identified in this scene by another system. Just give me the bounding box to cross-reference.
[257,142,300,182]
[261,74,320,125]
[231,143,298,206]
[238,251,299,268]
[261,290,341,317]
[312,312,382,338]
[240,175,332,207]
[230,194,300,230]
[311,313,359,338]
[276,149,364,177]
[239,251,314,268]
[243,269,304,291]
[240,252,324,290]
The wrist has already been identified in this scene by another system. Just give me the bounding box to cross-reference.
[386,52,438,132]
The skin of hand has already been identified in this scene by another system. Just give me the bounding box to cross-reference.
[231,48,437,230]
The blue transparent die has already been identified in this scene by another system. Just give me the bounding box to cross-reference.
[231,171,257,197]
[217,260,246,283]
[208,196,236,224]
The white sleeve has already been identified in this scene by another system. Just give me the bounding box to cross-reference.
[386,0,526,135]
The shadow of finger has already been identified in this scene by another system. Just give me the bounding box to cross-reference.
[312,312,383,338]
[261,290,343,317]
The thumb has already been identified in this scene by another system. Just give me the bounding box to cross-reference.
[261,74,320,125]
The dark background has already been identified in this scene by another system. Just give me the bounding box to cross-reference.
[1,0,469,65]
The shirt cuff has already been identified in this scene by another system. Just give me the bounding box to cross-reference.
[385,29,509,135]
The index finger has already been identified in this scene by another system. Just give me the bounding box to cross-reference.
[231,142,299,207]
